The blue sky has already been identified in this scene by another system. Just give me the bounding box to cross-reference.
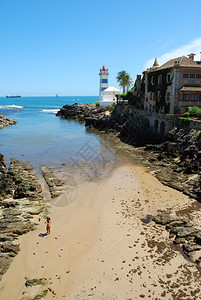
[1,0,201,96]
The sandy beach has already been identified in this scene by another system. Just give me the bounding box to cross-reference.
[0,163,201,299]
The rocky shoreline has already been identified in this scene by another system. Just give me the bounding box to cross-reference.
[57,103,201,201]
[152,212,201,268]
[0,155,47,280]
[0,115,17,129]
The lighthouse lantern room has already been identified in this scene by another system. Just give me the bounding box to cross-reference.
[99,65,109,101]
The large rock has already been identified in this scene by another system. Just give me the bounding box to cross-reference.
[0,153,7,176]
[152,214,188,225]
[0,115,17,129]
[0,255,13,277]
[56,103,105,122]
[0,156,46,280]
[183,242,201,252]
[1,242,20,255]
[195,231,201,245]
[170,226,200,237]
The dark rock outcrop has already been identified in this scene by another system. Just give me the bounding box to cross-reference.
[56,103,105,122]
[0,155,46,280]
[40,165,64,198]
[142,128,201,200]
[0,115,17,129]
[153,214,188,225]
[153,213,201,264]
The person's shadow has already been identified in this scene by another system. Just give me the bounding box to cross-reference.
[38,233,47,238]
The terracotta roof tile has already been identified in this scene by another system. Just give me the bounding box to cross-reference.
[153,56,201,71]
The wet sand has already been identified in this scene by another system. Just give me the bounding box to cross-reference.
[0,163,200,299]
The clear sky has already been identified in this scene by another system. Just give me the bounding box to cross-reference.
[1,0,201,96]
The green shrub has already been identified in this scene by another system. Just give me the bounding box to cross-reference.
[104,103,117,114]
[179,117,190,128]
[188,106,201,117]
[94,101,99,107]
[183,112,190,117]
[104,104,111,111]
[117,92,127,100]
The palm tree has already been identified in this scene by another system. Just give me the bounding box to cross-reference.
[116,71,133,93]
[124,74,133,92]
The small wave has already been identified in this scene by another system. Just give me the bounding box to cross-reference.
[41,109,59,114]
[0,105,24,110]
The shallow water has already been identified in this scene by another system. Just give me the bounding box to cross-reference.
[0,96,121,170]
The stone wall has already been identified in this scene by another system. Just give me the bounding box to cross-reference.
[135,110,178,135]
[137,110,201,135]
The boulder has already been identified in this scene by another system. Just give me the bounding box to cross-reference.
[1,242,20,255]
[183,243,201,253]
[170,226,200,237]
[0,234,14,242]
[0,255,13,276]
[173,237,186,244]
[166,220,188,229]
[195,231,201,245]
[0,115,17,129]
[152,214,188,225]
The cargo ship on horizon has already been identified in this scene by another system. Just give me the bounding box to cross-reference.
[6,95,21,98]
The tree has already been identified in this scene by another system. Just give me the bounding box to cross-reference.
[124,74,133,92]
[116,71,133,92]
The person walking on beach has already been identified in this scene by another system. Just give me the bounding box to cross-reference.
[45,217,51,235]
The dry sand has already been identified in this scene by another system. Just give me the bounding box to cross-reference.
[0,163,201,299]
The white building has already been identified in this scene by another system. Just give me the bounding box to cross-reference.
[99,65,121,106]
[100,86,121,106]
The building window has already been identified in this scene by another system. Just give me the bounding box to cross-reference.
[102,79,108,83]
[196,74,201,79]
[151,76,154,85]
[199,94,201,101]
[158,75,162,87]
[183,94,190,101]
[183,74,189,78]
[166,73,171,83]
[190,74,195,78]
[191,94,198,101]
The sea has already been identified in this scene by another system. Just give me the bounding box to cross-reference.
[0,96,119,175]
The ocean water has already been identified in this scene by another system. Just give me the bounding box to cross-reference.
[0,96,117,170]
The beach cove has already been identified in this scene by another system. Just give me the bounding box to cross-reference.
[0,98,201,299]
[0,160,201,299]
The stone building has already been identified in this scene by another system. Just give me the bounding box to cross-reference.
[144,53,201,114]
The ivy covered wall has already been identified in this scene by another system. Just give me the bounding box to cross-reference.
[147,68,173,113]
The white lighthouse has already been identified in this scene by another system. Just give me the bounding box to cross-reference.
[99,65,109,101]
[99,65,121,106]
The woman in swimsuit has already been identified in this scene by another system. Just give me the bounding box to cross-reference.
[45,217,51,235]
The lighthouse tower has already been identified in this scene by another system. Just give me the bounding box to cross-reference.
[99,65,109,101]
